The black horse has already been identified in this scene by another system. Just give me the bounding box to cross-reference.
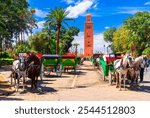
[26,53,41,89]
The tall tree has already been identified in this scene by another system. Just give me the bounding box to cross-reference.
[0,0,36,47]
[124,11,150,56]
[72,43,80,56]
[104,27,116,42]
[103,27,116,52]
[60,26,79,54]
[113,26,129,53]
[29,31,50,54]
[45,7,72,54]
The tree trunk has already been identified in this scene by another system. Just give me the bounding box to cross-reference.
[21,32,23,42]
[75,46,77,56]
[0,39,2,68]
[56,25,61,54]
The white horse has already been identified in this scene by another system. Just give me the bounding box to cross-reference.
[132,55,149,83]
[114,54,134,90]
[11,54,27,92]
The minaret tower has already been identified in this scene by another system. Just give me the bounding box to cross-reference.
[84,13,94,58]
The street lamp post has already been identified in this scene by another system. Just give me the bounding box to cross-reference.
[104,45,105,54]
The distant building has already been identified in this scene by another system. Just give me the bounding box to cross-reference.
[84,13,94,58]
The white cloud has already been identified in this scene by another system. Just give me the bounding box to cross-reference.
[37,21,45,29]
[93,3,99,9]
[94,33,110,53]
[117,10,143,15]
[72,32,110,54]
[66,0,94,18]
[63,0,74,4]
[144,1,150,5]
[115,7,150,15]
[105,26,110,30]
[35,8,48,18]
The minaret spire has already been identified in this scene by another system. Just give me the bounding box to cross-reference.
[84,12,94,58]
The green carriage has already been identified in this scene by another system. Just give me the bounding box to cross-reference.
[40,54,62,79]
[98,54,123,84]
[90,54,103,67]
[62,55,78,73]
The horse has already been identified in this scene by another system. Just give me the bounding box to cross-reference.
[11,54,27,92]
[26,53,41,89]
[131,55,149,84]
[114,54,134,90]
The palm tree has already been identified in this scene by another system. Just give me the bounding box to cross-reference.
[73,43,80,56]
[46,7,72,54]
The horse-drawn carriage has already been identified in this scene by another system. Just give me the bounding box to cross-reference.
[40,54,62,78]
[90,54,103,68]
[98,54,123,83]
[62,55,78,73]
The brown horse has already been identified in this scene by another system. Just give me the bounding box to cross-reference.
[26,53,41,89]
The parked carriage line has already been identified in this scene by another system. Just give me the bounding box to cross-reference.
[9,52,149,92]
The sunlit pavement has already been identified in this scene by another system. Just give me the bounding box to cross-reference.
[1,62,150,101]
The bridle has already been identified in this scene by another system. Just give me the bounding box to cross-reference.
[18,56,28,71]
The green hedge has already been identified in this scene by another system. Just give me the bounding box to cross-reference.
[0,58,14,65]
[0,52,10,58]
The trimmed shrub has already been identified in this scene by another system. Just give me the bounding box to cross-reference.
[1,58,14,65]
[0,52,10,58]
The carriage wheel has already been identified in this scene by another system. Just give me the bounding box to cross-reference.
[56,63,62,77]
[43,67,51,76]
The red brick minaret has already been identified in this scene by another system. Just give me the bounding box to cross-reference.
[84,13,94,58]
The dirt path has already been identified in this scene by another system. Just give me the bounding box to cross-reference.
[0,61,150,101]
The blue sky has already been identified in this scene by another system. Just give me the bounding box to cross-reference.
[28,0,150,53]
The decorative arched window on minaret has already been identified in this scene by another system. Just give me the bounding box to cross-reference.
[84,13,94,58]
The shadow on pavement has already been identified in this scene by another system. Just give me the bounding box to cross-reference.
[43,75,71,78]
[24,85,58,95]
[0,66,12,72]
[78,68,96,71]
[76,71,87,75]
[0,97,23,101]
[128,84,150,93]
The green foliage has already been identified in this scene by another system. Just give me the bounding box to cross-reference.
[0,52,10,58]
[0,0,36,48]
[49,38,56,54]
[104,27,116,42]
[29,26,79,55]
[124,11,150,56]
[109,12,150,56]
[45,7,73,54]
[14,42,30,55]
[142,47,150,55]
[113,26,129,52]
[29,31,50,54]
[60,26,80,54]
[1,58,14,65]
[5,48,13,58]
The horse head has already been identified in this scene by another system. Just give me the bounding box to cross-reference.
[26,53,41,67]
[122,55,134,68]
[18,55,27,71]
[142,55,149,68]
